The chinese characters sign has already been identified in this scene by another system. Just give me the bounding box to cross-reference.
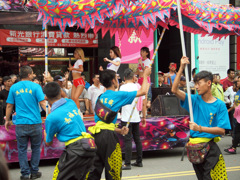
[115,30,153,64]
[0,29,98,47]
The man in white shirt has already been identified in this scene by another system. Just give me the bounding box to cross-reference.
[120,68,145,170]
[224,85,237,108]
[224,81,238,135]
[88,74,105,113]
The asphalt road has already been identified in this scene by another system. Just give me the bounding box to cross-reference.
[8,135,240,180]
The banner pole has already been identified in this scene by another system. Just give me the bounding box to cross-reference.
[176,0,194,122]
[45,25,49,117]
[153,28,166,87]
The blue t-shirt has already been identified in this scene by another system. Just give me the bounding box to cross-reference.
[94,90,137,124]
[180,93,231,138]
[234,90,240,106]
[7,81,45,124]
[167,73,176,84]
[85,81,91,90]
[45,99,86,143]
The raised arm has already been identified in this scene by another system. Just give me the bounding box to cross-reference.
[136,67,152,97]
[171,56,189,101]
[104,58,120,66]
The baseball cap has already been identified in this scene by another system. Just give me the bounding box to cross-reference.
[180,76,186,81]
[54,75,64,81]
[158,71,164,75]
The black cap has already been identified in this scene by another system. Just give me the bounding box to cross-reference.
[180,76,186,81]
[54,75,64,82]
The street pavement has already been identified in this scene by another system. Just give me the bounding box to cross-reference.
[9,135,240,180]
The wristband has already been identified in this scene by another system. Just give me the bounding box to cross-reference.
[199,125,202,133]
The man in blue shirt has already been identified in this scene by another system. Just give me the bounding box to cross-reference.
[5,66,46,180]
[172,57,231,180]
[43,82,95,180]
[87,68,151,180]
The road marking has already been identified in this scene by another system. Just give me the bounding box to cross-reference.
[101,166,240,180]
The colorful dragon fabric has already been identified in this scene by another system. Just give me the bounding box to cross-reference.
[25,0,240,38]
[30,0,130,31]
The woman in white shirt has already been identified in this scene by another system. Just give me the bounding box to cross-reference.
[99,46,121,73]
[68,48,85,110]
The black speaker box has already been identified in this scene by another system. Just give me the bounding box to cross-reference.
[151,87,173,102]
[151,95,189,116]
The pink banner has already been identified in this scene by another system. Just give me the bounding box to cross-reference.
[115,30,154,64]
[0,116,189,163]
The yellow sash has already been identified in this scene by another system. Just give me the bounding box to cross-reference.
[189,137,221,144]
[88,121,115,135]
[64,132,93,146]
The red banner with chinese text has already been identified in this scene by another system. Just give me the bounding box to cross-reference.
[0,29,98,47]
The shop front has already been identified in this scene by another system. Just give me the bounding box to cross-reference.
[0,28,98,82]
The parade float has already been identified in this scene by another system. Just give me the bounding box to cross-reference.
[1,0,240,162]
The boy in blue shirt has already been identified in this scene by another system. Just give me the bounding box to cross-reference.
[5,66,46,180]
[172,57,231,180]
[87,68,151,180]
[43,82,96,180]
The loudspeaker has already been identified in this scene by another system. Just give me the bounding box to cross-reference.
[151,87,173,102]
[151,95,189,116]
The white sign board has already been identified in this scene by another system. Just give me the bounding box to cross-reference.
[191,0,229,79]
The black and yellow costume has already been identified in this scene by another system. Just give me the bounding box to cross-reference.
[53,133,96,180]
[87,121,122,180]
[189,137,228,180]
